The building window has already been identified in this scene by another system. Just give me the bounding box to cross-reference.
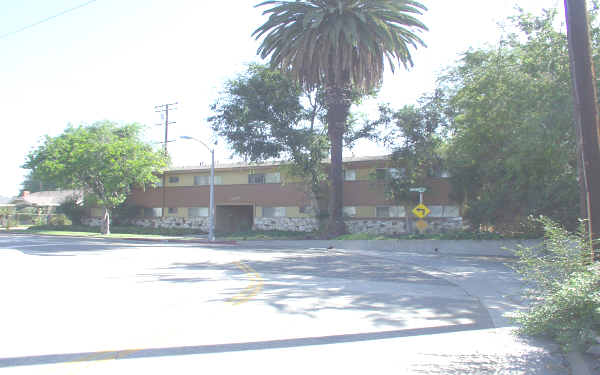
[168,207,178,214]
[189,207,209,217]
[194,175,222,185]
[343,206,356,217]
[168,176,180,183]
[263,207,286,218]
[376,168,403,180]
[265,172,281,183]
[376,206,405,218]
[428,168,450,178]
[146,180,163,189]
[376,206,390,218]
[443,205,460,217]
[144,207,162,217]
[344,169,356,181]
[248,174,266,184]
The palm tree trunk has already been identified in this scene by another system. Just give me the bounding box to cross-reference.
[325,85,351,237]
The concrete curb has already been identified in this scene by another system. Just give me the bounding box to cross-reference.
[116,237,237,245]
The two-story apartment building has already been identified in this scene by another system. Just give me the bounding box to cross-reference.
[101,155,462,234]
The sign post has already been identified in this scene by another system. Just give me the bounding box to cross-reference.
[410,188,429,233]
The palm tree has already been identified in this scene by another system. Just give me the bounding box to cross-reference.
[253,0,428,236]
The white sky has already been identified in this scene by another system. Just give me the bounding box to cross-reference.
[0,0,565,197]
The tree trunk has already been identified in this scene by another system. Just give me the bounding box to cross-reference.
[325,85,351,237]
[564,0,600,261]
[101,207,111,235]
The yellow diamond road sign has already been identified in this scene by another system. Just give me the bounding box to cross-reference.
[416,219,428,232]
[412,204,431,219]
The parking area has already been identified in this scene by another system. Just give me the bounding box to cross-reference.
[0,234,567,374]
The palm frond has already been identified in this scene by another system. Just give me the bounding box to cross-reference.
[254,0,428,90]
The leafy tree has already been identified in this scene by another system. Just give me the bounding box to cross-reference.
[209,64,330,214]
[20,172,57,194]
[374,89,450,203]
[209,64,375,222]
[56,197,86,225]
[253,0,428,236]
[441,8,588,232]
[23,121,167,234]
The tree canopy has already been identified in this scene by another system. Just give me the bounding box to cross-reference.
[440,8,597,232]
[372,89,450,203]
[209,64,330,213]
[253,0,428,235]
[23,121,167,234]
[253,0,428,91]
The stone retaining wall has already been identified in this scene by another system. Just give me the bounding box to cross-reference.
[253,217,319,232]
[82,215,462,235]
[345,217,463,235]
[82,216,210,231]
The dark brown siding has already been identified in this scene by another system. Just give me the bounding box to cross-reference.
[130,178,454,208]
[343,178,454,206]
[130,183,312,208]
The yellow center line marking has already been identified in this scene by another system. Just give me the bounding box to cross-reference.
[230,261,264,305]
[64,261,264,372]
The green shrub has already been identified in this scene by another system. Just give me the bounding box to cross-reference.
[48,214,72,226]
[57,198,86,225]
[111,203,143,225]
[512,217,600,352]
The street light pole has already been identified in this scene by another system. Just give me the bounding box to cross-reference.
[180,136,216,242]
[209,147,215,242]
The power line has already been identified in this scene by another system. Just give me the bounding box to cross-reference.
[0,0,99,41]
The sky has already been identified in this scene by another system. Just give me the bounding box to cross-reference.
[0,0,565,197]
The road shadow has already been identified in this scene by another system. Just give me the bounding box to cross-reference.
[159,252,495,331]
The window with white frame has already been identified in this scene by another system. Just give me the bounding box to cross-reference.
[262,206,286,218]
[194,175,222,185]
[248,173,266,184]
[376,168,404,180]
[168,176,180,183]
[343,206,357,217]
[376,206,390,218]
[188,207,209,217]
[376,206,405,218]
[265,172,281,183]
[144,207,162,217]
[168,207,178,214]
[344,169,356,181]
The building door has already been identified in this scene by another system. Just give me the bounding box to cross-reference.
[215,205,253,233]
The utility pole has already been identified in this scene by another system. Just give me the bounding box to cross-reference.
[155,102,177,217]
[564,0,600,261]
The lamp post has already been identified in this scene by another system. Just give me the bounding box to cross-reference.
[180,136,215,242]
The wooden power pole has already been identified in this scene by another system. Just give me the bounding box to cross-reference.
[564,0,600,261]
[155,103,177,218]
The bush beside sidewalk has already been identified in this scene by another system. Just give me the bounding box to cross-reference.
[511,217,600,375]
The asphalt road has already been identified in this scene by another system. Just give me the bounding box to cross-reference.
[0,234,567,374]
